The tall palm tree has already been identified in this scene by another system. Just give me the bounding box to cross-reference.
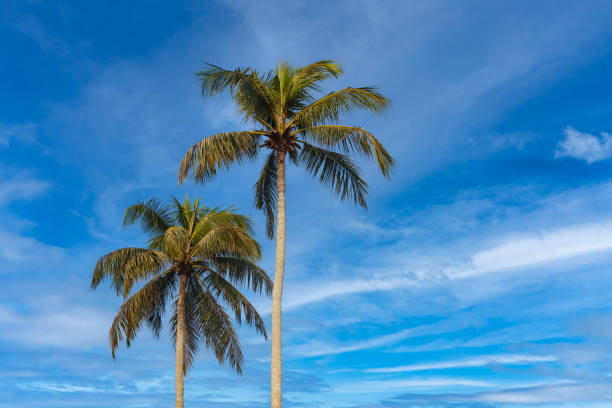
[178,60,394,408]
[91,197,271,408]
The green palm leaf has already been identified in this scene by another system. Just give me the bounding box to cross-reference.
[92,247,150,295]
[289,87,389,128]
[178,132,262,184]
[296,125,394,178]
[193,224,261,260]
[123,198,172,235]
[298,142,368,208]
[208,256,272,296]
[253,151,277,239]
[201,270,267,338]
[198,65,275,124]
[109,271,176,358]
[193,278,244,374]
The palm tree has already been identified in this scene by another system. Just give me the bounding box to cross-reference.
[178,60,394,408]
[91,197,271,408]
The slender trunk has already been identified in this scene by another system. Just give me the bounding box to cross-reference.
[271,151,286,408]
[175,273,187,408]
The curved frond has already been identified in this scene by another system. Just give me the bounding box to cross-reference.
[201,270,267,339]
[122,250,169,297]
[109,271,176,358]
[208,256,272,296]
[192,224,261,260]
[297,125,394,178]
[253,151,277,239]
[289,87,389,128]
[298,142,368,208]
[281,60,343,115]
[123,199,172,236]
[163,226,190,260]
[198,65,275,124]
[192,209,253,244]
[92,247,150,295]
[179,132,261,184]
[288,60,342,100]
[193,278,244,373]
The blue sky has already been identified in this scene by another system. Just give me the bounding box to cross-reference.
[2,0,612,407]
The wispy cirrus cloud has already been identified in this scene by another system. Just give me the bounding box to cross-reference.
[335,377,494,393]
[0,297,110,349]
[365,354,557,373]
[388,381,612,406]
[0,122,38,150]
[0,174,50,206]
[281,218,612,312]
[290,329,415,358]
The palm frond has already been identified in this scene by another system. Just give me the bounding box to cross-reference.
[92,247,150,295]
[191,209,254,244]
[178,132,261,184]
[193,279,244,374]
[192,224,261,260]
[109,271,176,358]
[169,196,191,230]
[207,256,272,296]
[163,226,190,260]
[296,125,394,178]
[198,65,275,124]
[288,60,342,98]
[198,64,252,96]
[123,198,172,236]
[289,87,389,128]
[253,151,277,239]
[298,142,368,208]
[202,270,267,339]
[275,61,299,112]
[122,250,169,297]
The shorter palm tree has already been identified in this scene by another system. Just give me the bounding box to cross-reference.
[91,196,271,408]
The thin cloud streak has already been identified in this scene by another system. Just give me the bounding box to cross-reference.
[365,354,557,373]
[290,329,414,358]
[335,377,494,393]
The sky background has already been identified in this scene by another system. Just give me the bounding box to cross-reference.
[2,1,612,407]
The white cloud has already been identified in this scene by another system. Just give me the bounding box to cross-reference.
[335,377,493,393]
[290,329,414,358]
[0,176,50,206]
[281,219,612,312]
[0,174,60,268]
[555,126,612,163]
[21,382,103,393]
[0,229,64,266]
[392,380,612,405]
[460,220,612,277]
[365,354,556,373]
[0,298,111,349]
[283,276,420,313]
[478,382,611,404]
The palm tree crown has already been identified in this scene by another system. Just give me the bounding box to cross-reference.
[179,60,394,237]
[91,196,271,374]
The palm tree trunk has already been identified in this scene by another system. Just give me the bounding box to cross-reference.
[271,151,286,408]
[175,273,187,408]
